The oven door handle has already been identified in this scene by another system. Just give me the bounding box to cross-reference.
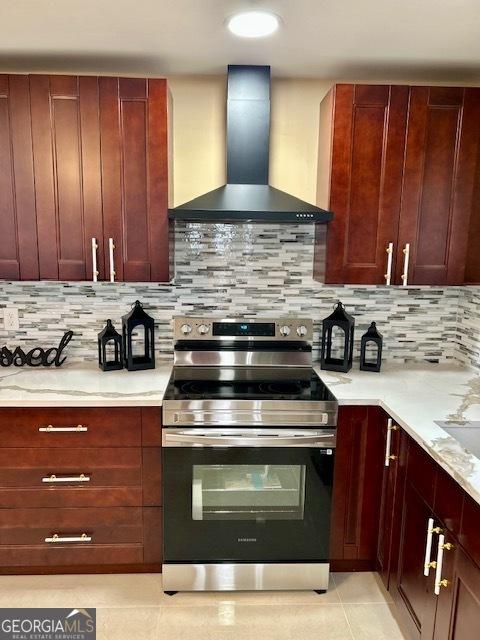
[168,411,331,427]
[162,431,336,448]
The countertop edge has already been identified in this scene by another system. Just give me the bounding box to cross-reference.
[1,363,480,507]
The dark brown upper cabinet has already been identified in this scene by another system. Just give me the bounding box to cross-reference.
[316,84,480,286]
[0,74,171,283]
[0,75,39,280]
[29,75,105,281]
[98,77,170,283]
[398,87,480,286]
[316,84,409,285]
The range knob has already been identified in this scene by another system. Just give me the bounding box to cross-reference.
[296,325,308,337]
[197,324,210,335]
[180,323,192,335]
[279,325,291,337]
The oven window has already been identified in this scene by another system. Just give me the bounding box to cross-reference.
[192,464,306,521]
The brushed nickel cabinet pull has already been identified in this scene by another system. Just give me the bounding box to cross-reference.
[401,243,410,286]
[45,533,92,543]
[42,474,91,484]
[434,533,451,595]
[109,237,116,282]
[91,237,99,282]
[424,517,435,576]
[384,418,398,467]
[38,425,88,433]
[384,242,394,285]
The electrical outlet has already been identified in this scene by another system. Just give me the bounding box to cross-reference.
[4,308,19,331]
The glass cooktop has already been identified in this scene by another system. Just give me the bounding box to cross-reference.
[163,367,336,402]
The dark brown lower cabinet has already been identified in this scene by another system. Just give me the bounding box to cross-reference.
[377,413,401,588]
[331,408,480,638]
[392,480,437,639]
[386,431,480,639]
[0,407,162,574]
[330,406,384,570]
[432,531,479,640]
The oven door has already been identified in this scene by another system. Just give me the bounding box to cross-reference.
[162,428,335,564]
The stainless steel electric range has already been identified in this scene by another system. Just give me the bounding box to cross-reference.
[161,316,338,593]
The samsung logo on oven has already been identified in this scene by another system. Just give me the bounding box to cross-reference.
[238,537,257,543]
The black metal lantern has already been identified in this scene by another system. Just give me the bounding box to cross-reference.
[122,301,155,371]
[321,301,355,373]
[360,322,383,372]
[98,320,123,371]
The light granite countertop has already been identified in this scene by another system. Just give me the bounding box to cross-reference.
[1,360,480,507]
[0,362,172,407]
[314,363,480,507]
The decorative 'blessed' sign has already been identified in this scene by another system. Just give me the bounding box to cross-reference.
[0,331,74,367]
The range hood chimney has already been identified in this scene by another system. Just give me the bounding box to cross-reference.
[169,65,333,224]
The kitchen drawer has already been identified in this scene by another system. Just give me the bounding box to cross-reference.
[0,447,142,487]
[0,545,144,568]
[0,448,142,508]
[0,487,142,509]
[0,506,143,549]
[0,408,142,448]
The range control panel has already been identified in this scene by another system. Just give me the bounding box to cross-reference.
[173,317,313,342]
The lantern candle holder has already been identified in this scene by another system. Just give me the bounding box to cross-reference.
[320,301,355,373]
[360,322,383,372]
[122,301,155,371]
[98,320,123,371]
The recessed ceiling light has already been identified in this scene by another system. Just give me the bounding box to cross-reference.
[226,11,280,38]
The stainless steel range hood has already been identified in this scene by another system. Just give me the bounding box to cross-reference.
[169,65,333,224]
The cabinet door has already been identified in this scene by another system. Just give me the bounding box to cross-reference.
[0,75,39,280]
[99,77,170,282]
[433,534,480,640]
[30,75,105,281]
[377,416,401,589]
[330,406,384,570]
[392,480,438,639]
[397,87,480,285]
[324,84,409,284]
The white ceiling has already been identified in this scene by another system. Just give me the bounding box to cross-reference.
[1,0,480,81]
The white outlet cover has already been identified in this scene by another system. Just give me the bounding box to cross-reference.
[4,308,19,331]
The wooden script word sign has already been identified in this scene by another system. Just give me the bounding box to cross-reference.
[0,331,74,367]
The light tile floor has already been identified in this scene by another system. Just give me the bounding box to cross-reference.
[0,571,407,639]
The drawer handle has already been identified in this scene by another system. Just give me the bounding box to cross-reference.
[42,474,91,484]
[39,424,88,433]
[45,533,92,544]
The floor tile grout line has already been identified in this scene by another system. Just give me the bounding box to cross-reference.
[330,578,355,640]
[338,600,356,640]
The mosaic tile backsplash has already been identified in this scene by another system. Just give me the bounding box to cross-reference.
[0,222,476,367]
[456,287,480,369]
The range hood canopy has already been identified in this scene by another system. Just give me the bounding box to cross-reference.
[169,65,333,224]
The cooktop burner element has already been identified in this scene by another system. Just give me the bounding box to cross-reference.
[258,381,304,395]
[166,368,335,403]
